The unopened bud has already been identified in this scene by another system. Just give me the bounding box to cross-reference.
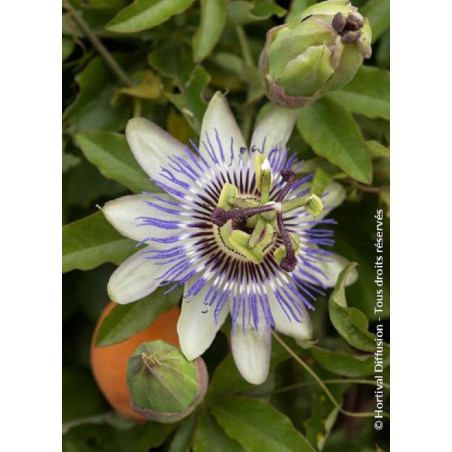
[127,341,208,423]
[259,0,372,108]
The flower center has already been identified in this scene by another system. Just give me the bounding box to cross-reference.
[211,154,323,272]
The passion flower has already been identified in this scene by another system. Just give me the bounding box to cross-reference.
[103,92,357,384]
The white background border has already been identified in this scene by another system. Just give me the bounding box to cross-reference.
[0,0,450,449]
[0,1,61,449]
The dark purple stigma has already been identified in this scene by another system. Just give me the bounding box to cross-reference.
[277,170,298,271]
[277,169,296,202]
[211,204,276,227]
[277,211,297,272]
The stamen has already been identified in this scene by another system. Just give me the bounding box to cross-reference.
[255,154,272,203]
[228,197,259,208]
[276,211,297,272]
[282,193,323,216]
[211,204,277,227]
[248,216,267,249]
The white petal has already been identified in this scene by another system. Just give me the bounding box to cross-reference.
[231,323,271,385]
[178,278,229,360]
[250,106,298,157]
[199,92,247,165]
[103,193,185,242]
[319,181,346,219]
[107,248,173,304]
[126,117,187,180]
[103,194,152,241]
[302,253,358,288]
[269,292,313,341]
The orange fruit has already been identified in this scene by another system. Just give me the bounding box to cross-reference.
[90,302,180,421]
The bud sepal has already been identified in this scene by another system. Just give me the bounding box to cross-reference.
[127,340,208,423]
[259,0,372,108]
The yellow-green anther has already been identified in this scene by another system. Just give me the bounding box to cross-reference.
[248,216,267,248]
[273,246,285,265]
[273,234,301,265]
[229,230,263,265]
[217,183,239,210]
[261,202,280,221]
[245,215,258,229]
[255,153,272,203]
[282,194,323,216]
[282,194,312,213]
[305,194,323,217]
[228,197,260,208]
[258,223,275,251]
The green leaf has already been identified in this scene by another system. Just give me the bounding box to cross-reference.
[165,65,211,134]
[194,411,244,452]
[332,200,390,320]
[113,69,164,101]
[310,168,335,197]
[209,354,256,397]
[62,412,136,436]
[95,286,182,346]
[212,397,316,452]
[107,0,196,33]
[297,98,372,184]
[298,158,341,176]
[168,416,197,452]
[366,140,390,158]
[63,424,126,451]
[329,263,376,352]
[63,212,136,273]
[193,0,227,63]
[63,157,126,210]
[327,66,390,120]
[62,140,81,172]
[148,43,211,133]
[84,0,128,9]
[75,131,157,193]
[310,346,389,377]
[132,423,179,452]
[63,56,131,133]
[361,0,390,43]
[375,30,390,70]
[304,389,340,452]
[227,0,285,25]
[62,37,75,61]
[62,368,106,422]
[250,0,286,18]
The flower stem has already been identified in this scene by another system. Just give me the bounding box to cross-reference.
[272,332,390,419]
[246,378,390,398]
[133,98,142,117]
[276,378,390,395]
[62,1,134,87]
[235,25,254,69]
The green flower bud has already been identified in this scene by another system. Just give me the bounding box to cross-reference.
[127,340,208,423]
[259,0,372,108]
